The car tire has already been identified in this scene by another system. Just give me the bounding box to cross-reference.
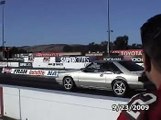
[63,77,75,91]
[112,80,128,97]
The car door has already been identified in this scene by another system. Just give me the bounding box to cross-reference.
[100,62,121,86]
[78,62,107,88]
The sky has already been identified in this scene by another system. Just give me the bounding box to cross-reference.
[1,0,161,46]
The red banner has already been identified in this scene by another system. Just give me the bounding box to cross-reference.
[111,49,143,56]
[34,52,60,57]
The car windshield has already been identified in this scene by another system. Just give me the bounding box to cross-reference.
[118,61,144,71]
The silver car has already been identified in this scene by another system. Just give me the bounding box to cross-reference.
[56,60,145,97]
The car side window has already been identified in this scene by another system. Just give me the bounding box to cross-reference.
[101,62,122,73]
[85,62,101,72]
[100,63,108,72]
[109,62,122,73]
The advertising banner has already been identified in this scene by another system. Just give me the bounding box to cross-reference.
[2,67,12,73]
[34,52,60,57]
[55,56,91,63]
[53,56,96,69]
[110,50,143,63]
[0,62,7,67]
[2,68,60,77]
[111,49,143,56]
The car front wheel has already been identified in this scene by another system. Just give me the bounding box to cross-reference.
[63,77,75,91]
[112,80,128,97]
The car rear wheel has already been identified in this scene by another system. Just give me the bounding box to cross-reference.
[63,77,75,91]
[112,80,128,97]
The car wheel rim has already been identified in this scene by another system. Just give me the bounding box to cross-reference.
[113,81,126,95]
[64,78,73,90]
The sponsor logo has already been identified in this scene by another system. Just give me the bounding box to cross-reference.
[29,70,45,76]
[56,56,90,63]
[2,68,12,73]
[104,57,122,61]
[131,58,143,62]
[47,71,59,77]
[19,62,32,67]
[14,69,28,74]
[120,51,142,56]
[52,63,63,66]
[43,57,50,62]
[112,50,143,56]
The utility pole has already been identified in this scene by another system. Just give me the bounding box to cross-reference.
[107,0,113,57]
[1,0,5,48]
[0,0,6,60]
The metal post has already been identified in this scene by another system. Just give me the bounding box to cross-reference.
[107,0,110,57]
[0,1,6,60]
[1,1,5,48]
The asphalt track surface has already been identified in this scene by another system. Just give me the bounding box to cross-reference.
[0,73,141,98]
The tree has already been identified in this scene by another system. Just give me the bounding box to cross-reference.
[130,44,142,49]
[99,41,107,52]
[88,42,100,52]
[113,35,128,50]
[3,47,27,58]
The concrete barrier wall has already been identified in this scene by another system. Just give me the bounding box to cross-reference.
[0,87,3,116]
[2,85,129,120]
[3,87,21,119]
